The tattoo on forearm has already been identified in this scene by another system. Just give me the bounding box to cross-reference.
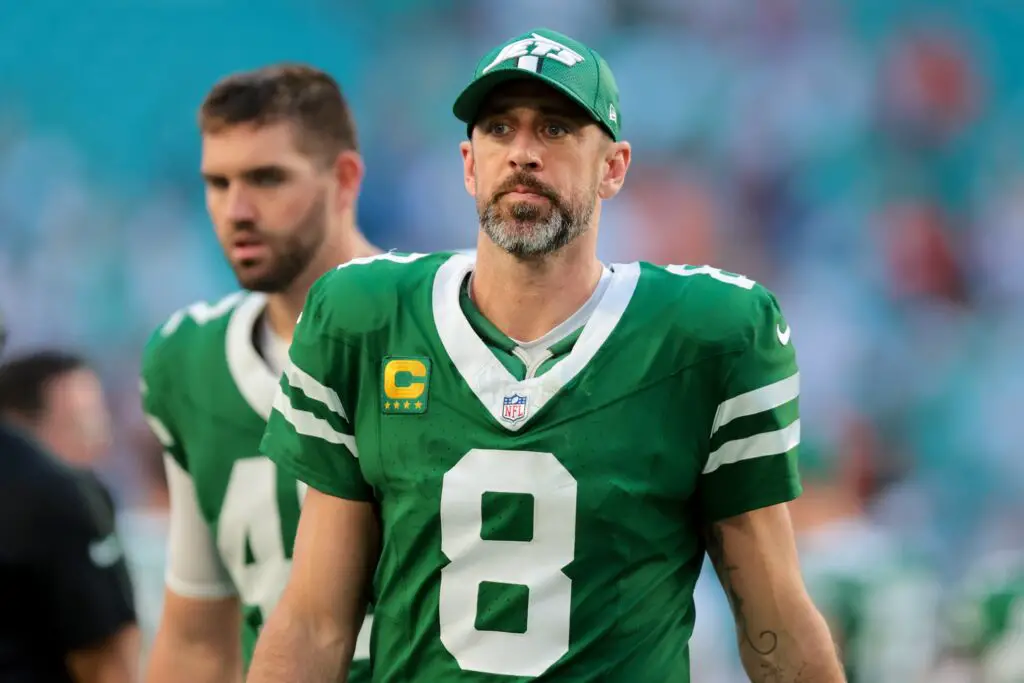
[704,523,844,682]
[704,524,779,657]
[757,661,810,683]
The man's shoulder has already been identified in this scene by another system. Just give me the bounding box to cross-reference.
[306,251,459,338]
[320,250,455,296]
[0,425,86,530]
[634,262,784,352]
[141,291,252,388]
[0,424,63,485]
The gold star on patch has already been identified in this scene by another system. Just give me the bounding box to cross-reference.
[403,401,411,409]
[384,401,391,410]
[415,401,423,410]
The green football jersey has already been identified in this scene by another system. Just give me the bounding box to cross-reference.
[947,552,1024,682]
[799,519,941,683]
[262,252,802,682]
[141,291,371,680]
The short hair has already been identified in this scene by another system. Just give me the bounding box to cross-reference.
[198,63,359,163]
[0,350,87,422]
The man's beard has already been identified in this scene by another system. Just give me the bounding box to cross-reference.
[478,171,595,259]
[227,193,327,292]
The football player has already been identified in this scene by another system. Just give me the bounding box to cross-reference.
[141,64,378,683]
[250,29,844,682]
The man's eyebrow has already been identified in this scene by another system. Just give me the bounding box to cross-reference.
[201,164,288,179]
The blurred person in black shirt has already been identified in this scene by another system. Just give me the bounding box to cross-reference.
[0,315,139,683]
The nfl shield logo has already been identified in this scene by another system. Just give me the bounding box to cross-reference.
[501,393,528,423]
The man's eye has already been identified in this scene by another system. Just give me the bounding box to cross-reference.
[250,170,284,186]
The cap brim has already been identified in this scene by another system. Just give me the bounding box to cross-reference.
[453,69,600,133]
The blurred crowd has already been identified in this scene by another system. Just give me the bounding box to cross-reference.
[2,0,1024,679]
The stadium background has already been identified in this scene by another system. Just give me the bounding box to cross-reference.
[2,0,1023,680]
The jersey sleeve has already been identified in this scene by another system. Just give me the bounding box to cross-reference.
[162,454,237,598]
[140,332,189,472]
[140,331,236,597]
[260,276,373,501]
[697,287,802,523]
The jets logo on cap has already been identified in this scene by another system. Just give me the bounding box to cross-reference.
[482,33,585,74]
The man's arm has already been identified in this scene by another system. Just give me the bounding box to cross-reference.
[143,453,243,683]
[145,593,241,683]
[65,626,141,683]
[38,480,141,683]
[705,503,845,683]
[247,271,379,682]
[246,488,379,683]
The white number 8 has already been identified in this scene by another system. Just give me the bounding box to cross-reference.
[439,449,577,677]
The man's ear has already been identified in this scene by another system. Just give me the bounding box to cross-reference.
[598,140,631,200]
[461,140,477,198]
[332,149,365,209]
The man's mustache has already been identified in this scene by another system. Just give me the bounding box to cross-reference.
[493,173,559,203]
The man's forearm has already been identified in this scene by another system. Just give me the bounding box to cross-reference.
[706,519,845,683]
[733,599,845,683]
[246,605,351,683]
[145,632,242,683]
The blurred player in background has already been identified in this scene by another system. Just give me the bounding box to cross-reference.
[140,64,378,683]
[789,425,941,683]
[0,317,140,683]
[250,28,843,683]
[940,551,1024,682]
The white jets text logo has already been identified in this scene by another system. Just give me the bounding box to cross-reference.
[482,33,585,74]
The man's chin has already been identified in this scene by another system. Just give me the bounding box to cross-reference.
[232,264,288,293]
[506,205,551,224]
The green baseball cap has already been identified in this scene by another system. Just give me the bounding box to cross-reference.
[453,28,622,141]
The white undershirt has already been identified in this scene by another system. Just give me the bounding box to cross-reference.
[257,314,291,377]
[469,266,612,375]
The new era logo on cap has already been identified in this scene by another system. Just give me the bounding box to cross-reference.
[482,33,585,75]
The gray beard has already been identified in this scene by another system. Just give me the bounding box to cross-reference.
[479,199,592,259]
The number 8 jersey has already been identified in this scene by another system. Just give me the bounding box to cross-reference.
[262,251,803,682]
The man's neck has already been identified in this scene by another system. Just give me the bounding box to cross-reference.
[470,234,604,343]
[264,227,380,343]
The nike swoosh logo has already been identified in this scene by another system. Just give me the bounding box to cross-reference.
[776,323,791,346]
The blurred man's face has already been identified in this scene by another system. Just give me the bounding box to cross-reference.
[36,369,113,467]
[201,121,331,292]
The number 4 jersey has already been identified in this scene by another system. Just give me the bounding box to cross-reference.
[140,291,371,679]
[262,251,803,682]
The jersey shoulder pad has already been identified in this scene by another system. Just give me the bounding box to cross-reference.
[641,262,784,352]
[141,291,248,390]
[307,251,449,338]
